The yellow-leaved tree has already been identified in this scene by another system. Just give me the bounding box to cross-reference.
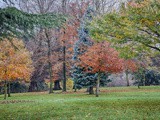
[0,38,33,99]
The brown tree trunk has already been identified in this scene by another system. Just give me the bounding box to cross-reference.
[62,0,67,92]
[62,41,67,92]
[88,86,94,94]
[7,81,11,97]
[4,80,7,100]
[45,29,53,94]
[96,72,100,97]
[125,70,130,86]
[28,81,38,92]
[74,83,77,92]
[143,73,145,86]
[53,80,62,90]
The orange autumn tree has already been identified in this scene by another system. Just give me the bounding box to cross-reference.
[0,38,33,99]
[79,42,124,97]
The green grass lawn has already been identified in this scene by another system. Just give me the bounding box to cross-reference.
[0,86,160,120]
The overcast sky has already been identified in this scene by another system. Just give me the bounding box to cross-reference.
[0,0,129,12]
[0,1,6,8]
[0,0,20,8]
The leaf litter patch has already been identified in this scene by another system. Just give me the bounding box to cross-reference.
[0,100,35,104]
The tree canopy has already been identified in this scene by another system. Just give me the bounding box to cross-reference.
[0,38,33,81]
[0,7,66,40]
[0,38,33,99]
[90,0,160,58]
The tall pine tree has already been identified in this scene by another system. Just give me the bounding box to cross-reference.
[72,7,110,94]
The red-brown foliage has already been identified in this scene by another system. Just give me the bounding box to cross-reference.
[123,59,138,72]
[52,1,90,81]
[79,42,124,74]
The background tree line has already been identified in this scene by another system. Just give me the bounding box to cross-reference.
[0,0,159,98]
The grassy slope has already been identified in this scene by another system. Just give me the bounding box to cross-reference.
[0,86,160,120]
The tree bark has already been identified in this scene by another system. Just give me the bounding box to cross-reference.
[138,84,140,89]
[28,81,38,92]
[61,0,67,92]
[138,80,140,89]
[7,81,11,97]
[62,41,67,92]
[4,80,7,100]
[45,29,53,94]
[74,82,77,92]
[143,73,145,86]
[96,72,100,97]
[53,80,62,90]
[88,86,94,94]
[125,70,130,86]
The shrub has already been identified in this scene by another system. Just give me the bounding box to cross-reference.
[66,78,74,90]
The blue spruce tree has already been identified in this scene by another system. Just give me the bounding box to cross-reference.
[72,7,111,94]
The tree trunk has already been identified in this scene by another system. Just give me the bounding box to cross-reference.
[62,0,67,92]
[74,83,77,92]
[138,80,140,89]
[137,78,140,89]
[74,88,77,92]
[4,80,7,100]
[45,29,53,94]
[96,72,100,97]
[125,70,130,86]
[62,42,67,92]
[53,80,62,90]
[143,73,145,86]
[7,81,11,97]
[29,81,38,92]
[88,86,94,94]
